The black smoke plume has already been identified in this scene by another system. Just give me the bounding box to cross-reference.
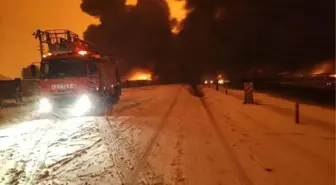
[82,0,335,82]
[81,0,172,78]
[179,0,335,79]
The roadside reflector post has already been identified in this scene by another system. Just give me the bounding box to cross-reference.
[295,102,300,124]
[243,82,254,104]
[225,82,228,94]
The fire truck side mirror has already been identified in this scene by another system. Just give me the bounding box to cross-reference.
[30,65,37,77]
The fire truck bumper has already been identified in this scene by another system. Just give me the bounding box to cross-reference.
[34,94,103,118]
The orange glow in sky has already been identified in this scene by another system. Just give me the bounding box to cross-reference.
[1,0,186,78]
[0,0,98,78]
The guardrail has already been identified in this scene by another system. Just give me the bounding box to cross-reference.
[0,79,39,106]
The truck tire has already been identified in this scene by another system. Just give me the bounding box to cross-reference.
[108,89,120,104]
[111,95,120,104]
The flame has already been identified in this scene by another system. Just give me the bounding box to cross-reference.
[329,74,336,78]
[311,59,335,75]
[128,70,152,81]
[312,69,325,75]
[168,0,188,34]
[125,0,187,34]
[125,0,137,6]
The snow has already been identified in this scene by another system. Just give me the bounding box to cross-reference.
[203,87,335,185]
[0,118,113,185]
[0,84,334,185]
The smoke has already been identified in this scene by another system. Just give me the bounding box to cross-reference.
[81,0,172,76]
[81,0,335,81]
[178,0,335,78]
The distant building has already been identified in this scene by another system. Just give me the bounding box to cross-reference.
[21,66,39,79]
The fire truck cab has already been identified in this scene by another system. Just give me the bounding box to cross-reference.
[30,29,121,117]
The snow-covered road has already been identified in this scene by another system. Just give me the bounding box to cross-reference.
[0,85,334,185]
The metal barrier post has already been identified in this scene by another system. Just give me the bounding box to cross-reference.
[295,102,300,124]
[243,82,254,104]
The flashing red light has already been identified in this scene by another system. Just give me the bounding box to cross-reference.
[78,50,88,56]
[92,54,101,59]
[43,52,52,58]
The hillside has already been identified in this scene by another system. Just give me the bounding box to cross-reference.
[0,75,11,80]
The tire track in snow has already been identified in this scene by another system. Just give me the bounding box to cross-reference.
[25,120,59,185]
[94,116,132,184]
[113,95,158,114]
[126,87,182,185]
[237,111,334,167]
[200,98,253,185]
[111,86,169,115]
[95,86,180,184]
[0,120,55,184]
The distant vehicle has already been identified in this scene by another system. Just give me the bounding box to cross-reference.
[203,75,228,85]
[30,29,121,117]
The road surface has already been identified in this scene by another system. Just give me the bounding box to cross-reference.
[0,85,334,185]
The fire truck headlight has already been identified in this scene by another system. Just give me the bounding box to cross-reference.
[71,95,91,116]
[218,79,224,84]
[38,98,52,113]
[204,80,208,84]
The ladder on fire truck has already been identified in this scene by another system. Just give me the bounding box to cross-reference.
[33,29,96,59]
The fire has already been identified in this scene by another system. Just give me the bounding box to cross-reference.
[125,0,187,34]
[125,0,137,6]
[312,69,325,76]
[311,59,335,75]
[329,74,336,78]
[128,71,152,81]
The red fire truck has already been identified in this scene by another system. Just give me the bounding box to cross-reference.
[30,29,121,117]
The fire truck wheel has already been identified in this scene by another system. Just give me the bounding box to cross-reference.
[113,95,120,103]
[108,91,120,104]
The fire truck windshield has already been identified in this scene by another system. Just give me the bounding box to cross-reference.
[40,58,93,79]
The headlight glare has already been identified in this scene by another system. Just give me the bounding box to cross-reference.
[38,98,52,113]
[71,95,91,116]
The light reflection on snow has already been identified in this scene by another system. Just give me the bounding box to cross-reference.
[0,117,112,184]
[0,119,52,150]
